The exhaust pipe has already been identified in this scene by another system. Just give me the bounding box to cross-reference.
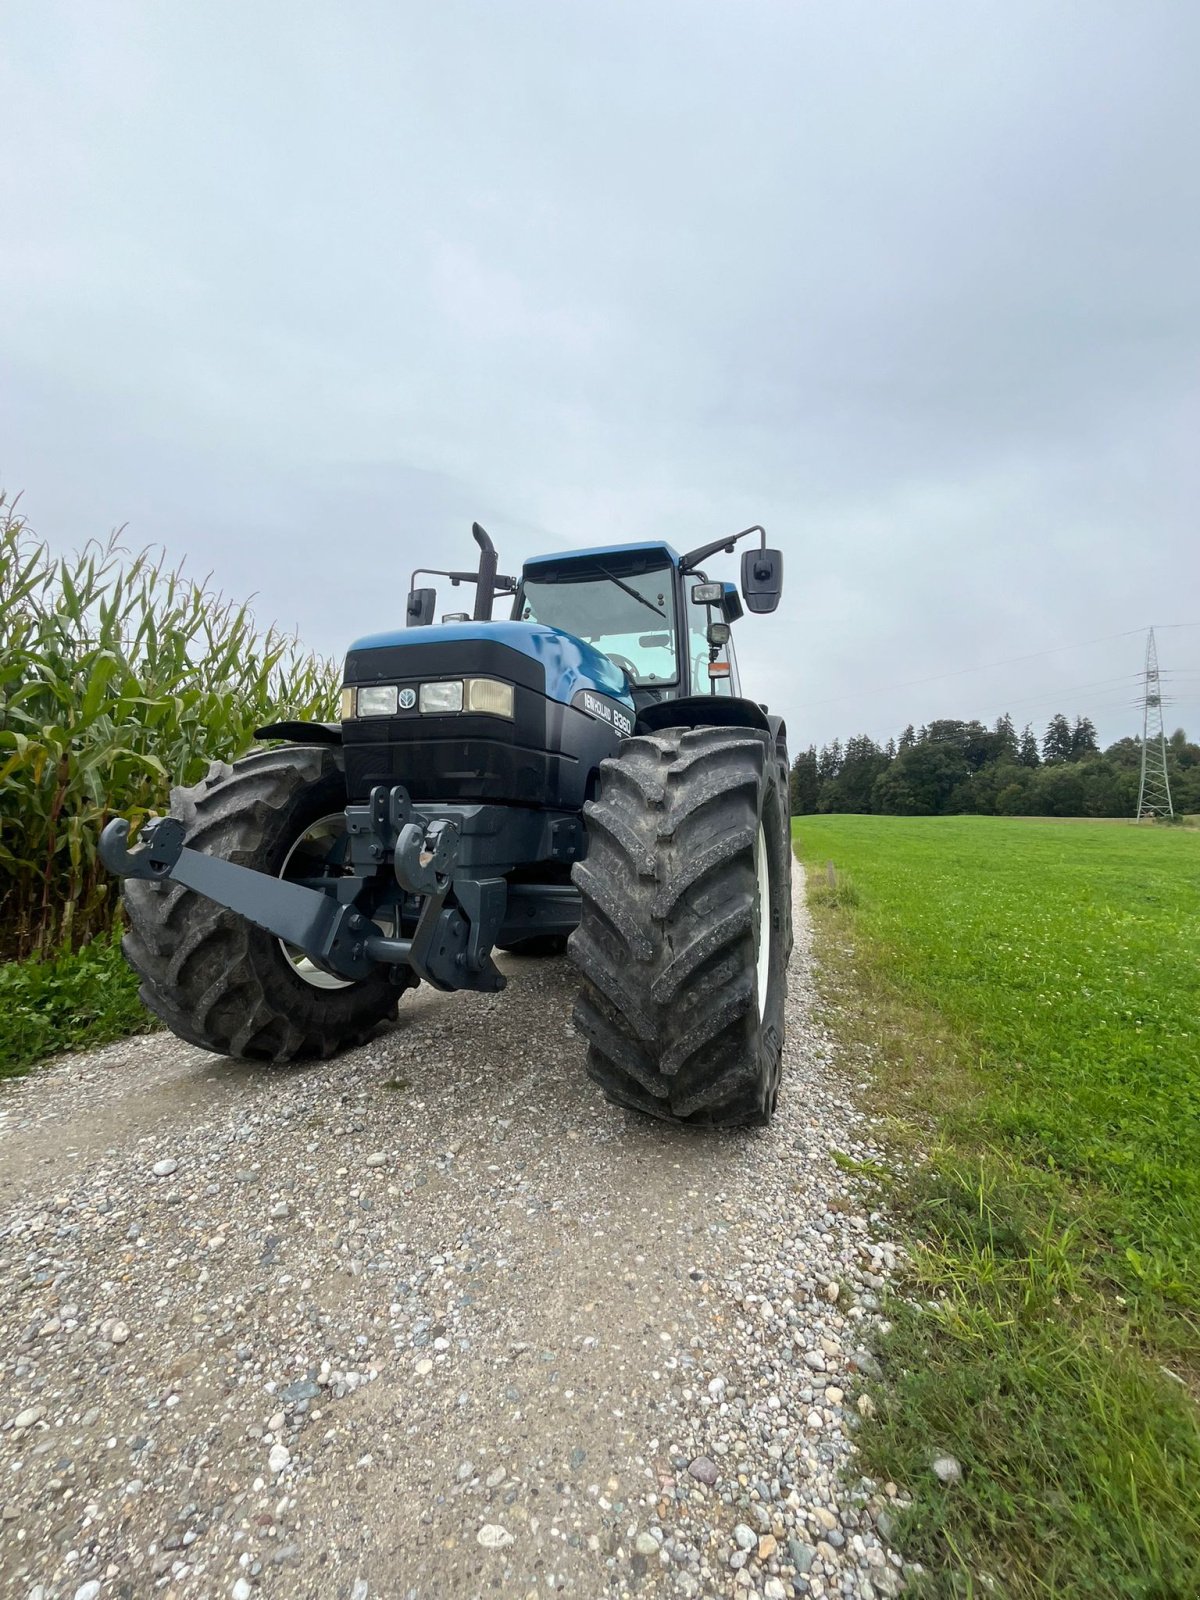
[472,523,498,621]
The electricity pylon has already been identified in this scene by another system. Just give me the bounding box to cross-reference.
[1136,627,1173,819]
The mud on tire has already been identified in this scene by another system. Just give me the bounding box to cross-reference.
[569,726,791,1127]
[123,746,405,1061]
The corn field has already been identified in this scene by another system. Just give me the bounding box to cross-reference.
[0,492,339,961]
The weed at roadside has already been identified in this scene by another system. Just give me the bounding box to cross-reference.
[0,928,150,1077]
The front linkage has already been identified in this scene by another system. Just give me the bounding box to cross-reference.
[99,786,581,993]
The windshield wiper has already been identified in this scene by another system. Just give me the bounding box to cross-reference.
[595,565,666,619]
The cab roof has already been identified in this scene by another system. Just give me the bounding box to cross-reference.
[522,540,681,579]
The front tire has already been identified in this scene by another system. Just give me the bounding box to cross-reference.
[569,726,790,1127]
[123,746,406,1060]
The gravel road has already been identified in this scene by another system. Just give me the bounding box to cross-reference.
[0,869,906,1600]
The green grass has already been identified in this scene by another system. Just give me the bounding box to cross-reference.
[0,928,150,1077]
[793,815,1200,1597]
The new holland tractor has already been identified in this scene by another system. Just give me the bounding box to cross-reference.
[100,524,792,1127]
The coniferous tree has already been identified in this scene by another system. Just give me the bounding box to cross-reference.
[789,746,820,814]
[1042,713,1073,764]
[899,723,917,750]
[817,739,843,782]
[1018,724,1041,767]
[993,713,1017,758]
[1070,716,1099,760]
[822,735,890,812]
[885,737,896,759]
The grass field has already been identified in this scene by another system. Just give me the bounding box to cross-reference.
[793,815,1200,1597]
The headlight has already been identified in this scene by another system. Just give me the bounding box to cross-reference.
[419,680,464,714]
[463,678,514,718]
[339,686,356,720]
[357,685,399,717]
[691,581,723,604]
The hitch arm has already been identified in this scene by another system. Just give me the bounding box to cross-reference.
[99,818,378,981]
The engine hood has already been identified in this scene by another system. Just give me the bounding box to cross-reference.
[345,620,633,710]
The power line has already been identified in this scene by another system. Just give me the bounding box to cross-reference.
[794,622,1200,712]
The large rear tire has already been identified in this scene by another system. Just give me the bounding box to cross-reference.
[122,746,406,1060]
[569,726,791,1127]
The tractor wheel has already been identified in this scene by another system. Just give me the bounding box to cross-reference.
[775,736,795,966]
[122,746,406,1060]
[569,726,791,1128]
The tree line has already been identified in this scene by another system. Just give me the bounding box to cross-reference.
[789,713,1200,818]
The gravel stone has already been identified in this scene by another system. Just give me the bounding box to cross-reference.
[477,1523,514,1549]
[282,1378,321,1402]
[151,1157,178,1176]
[933,1453,963,1484]
[790,1539,816,1572]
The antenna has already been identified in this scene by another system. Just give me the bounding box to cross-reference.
[1136,627,1174,819]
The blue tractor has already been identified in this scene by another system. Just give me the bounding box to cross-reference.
[101,524,792,1126]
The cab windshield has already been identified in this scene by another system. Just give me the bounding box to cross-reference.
[518,564,679,687]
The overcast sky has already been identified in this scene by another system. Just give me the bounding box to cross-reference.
[3,1,1198,750]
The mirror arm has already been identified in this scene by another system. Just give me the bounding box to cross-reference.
[679,524,766,574]
[408,567,518,594]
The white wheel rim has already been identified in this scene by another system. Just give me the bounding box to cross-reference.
[278,813,356,991]
[755,822,771,1018]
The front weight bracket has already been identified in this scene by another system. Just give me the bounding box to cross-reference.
[394,818,460,896]
[99,816,186,880]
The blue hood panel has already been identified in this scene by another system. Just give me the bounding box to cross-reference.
[347,621,634,709]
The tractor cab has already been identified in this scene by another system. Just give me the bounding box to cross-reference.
[515,541,743,711]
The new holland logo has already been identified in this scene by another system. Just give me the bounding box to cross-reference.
[578,690,634,738]
[398,687,417,710]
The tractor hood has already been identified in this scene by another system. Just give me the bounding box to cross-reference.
[345,620,633,710]
[341,621,635,809]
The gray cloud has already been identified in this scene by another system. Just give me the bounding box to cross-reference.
[2,0,1197,750]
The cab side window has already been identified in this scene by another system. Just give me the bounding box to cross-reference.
[686,586,741,697]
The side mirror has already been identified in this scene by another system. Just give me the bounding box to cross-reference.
[740,547,783,614]
[707,621,731,646]
[407,587,436,627]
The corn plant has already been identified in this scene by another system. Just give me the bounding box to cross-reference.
[0,492,339,960]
